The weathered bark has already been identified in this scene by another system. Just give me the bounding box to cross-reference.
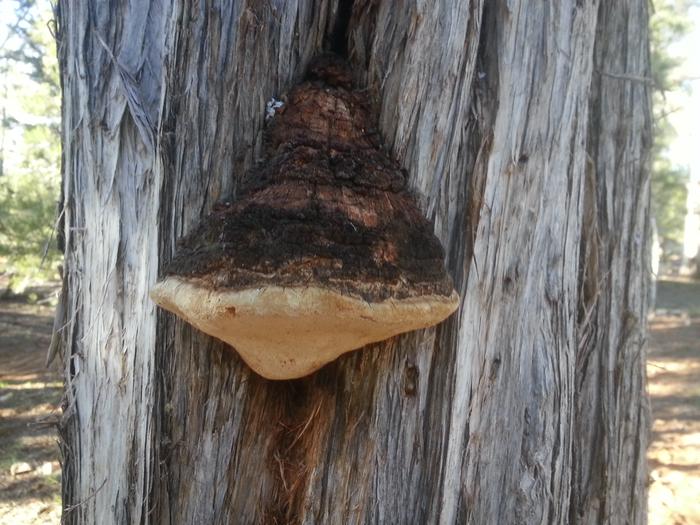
[572,3,652,523]
[56,1,651,524]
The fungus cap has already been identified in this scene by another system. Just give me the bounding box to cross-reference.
[150,55,459,380]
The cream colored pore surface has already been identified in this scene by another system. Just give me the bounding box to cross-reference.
[150,277,459,380]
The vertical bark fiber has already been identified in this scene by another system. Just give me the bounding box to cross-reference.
[57,0,651,523]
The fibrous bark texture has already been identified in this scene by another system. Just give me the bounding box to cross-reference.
[57,0,651,524]
[571,3,652,524]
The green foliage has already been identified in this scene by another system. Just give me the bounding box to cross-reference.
[649,0,697,256]
[651,160,689,247]
[650,1,695,93]
[0,169,60,289]
[0,0,61,291]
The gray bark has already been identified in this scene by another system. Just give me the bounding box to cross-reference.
[56,1,651,524]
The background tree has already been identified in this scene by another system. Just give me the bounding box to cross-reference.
[56,1,651,523]
[0,0,61,292]
[649,0,698,264]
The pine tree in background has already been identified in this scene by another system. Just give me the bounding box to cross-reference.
[0,0,61,292]
[650,0,698,269]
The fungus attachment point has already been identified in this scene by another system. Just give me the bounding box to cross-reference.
[150,56,459,380]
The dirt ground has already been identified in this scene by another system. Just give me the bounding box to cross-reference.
[0,288,62,525]
[647,279,700,525]
[0,280,697,524]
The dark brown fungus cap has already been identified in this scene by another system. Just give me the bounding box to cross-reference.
[150,56,459,380]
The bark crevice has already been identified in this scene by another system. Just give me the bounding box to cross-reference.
[329,0,355,56]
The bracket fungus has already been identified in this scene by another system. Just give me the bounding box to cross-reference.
[150,56,459,380]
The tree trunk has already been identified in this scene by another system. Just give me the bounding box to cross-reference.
[56,1,651,523]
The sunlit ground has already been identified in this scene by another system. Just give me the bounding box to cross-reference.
[0,291,62,525]
[647,280,700,525]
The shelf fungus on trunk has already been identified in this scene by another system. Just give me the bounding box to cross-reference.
[150,56,459,380]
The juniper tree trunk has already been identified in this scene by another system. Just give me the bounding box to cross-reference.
[56,0,651,523]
